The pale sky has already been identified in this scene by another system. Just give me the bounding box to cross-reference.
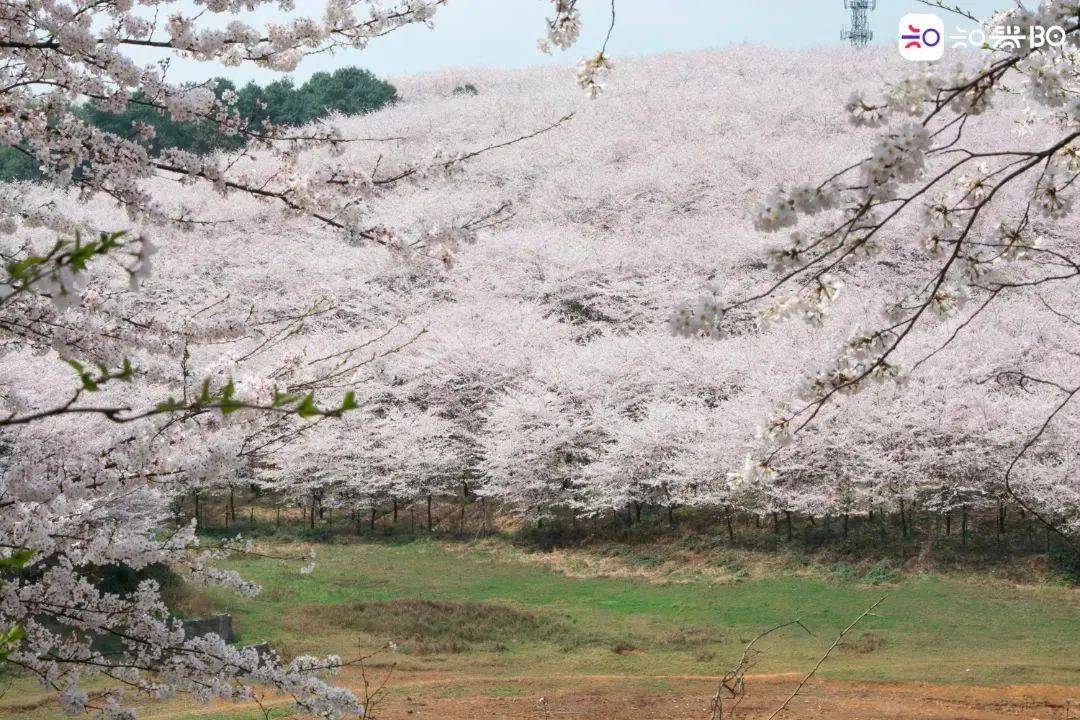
[149,0,1014,85]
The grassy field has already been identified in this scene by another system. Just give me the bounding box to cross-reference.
[4,536,1080,719]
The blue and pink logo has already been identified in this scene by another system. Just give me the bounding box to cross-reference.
[899,13,944,60]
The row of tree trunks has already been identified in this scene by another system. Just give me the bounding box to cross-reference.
[184,493,1059,557]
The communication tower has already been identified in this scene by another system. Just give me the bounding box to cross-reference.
[841,0,877,48]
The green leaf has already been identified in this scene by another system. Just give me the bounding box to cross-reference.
[154,397,183,413]
[0,549,33,572]
[0,623,25,661]
[5,256,44,280]
[295,393,319,418]
[65,359,99,391]
[272,390,297,408]
[339,391,359,412]
[213,380,241,414]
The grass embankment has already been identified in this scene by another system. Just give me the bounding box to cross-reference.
[3,536,1079,719]
[197,538,1080,685]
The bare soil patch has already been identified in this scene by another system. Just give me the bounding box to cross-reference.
[370,672,1080,720]
[311,598,572,654]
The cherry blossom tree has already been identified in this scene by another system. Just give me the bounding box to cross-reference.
[0,0,614,716]
[675,1,1080,547]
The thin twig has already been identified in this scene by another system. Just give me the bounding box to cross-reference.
[765,596,888,720]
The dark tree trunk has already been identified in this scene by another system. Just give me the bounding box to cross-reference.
[899,499,909,539]
[193,490,201,531]
[726,508,735,543]
[998,502,1007,535]
[427,494,433,531]
[785,511,793,541]
[843,513,849,538]
[392,497,399,524]
[961,508,969,547]
[634,501,642,524]
[667,505,675,526]
[772,511,779,534]
[945,512,952,536]
[460,481,468,533]
[229,487,236,524]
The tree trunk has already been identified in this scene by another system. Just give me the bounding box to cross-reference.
[427,494,433,532]
[460,481,468,533]
[843,513,849,539]
[785,511,793,541]
[961,508,969,547]
[309,494,316,530]
[772,511,779,534]
[945,512,951,536]
[229,487,236,524]
[634,501,642,524]
[193,490,201,531]
[392,497,398,524]
[998,502,1007,535]
[369,506,376,531]
[899,498,909,539]
[275,508,281,527]
[667,505,675,526]
[725,508,735,543]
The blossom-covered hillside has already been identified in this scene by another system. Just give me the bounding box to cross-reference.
[4,46,1077,532]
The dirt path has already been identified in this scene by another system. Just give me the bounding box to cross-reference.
[146,671,1080,720]
[381,675,1080,720]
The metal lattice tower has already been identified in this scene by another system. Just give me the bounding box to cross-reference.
[841,0,877,48]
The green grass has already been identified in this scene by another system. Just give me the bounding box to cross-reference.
[196,537,1080,685]
[4,536,1079,720]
